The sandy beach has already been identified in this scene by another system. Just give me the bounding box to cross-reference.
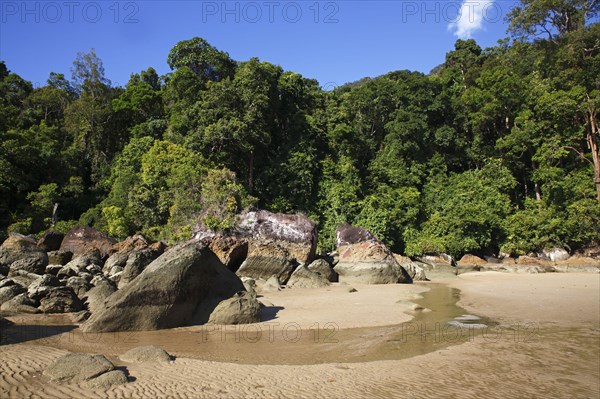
[1,272,599,398]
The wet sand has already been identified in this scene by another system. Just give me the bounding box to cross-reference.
[1,273,599,398]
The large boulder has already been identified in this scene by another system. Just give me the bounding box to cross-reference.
[236,240,296,283]
[82,241,245,332]
[200,235,248,271]
[60,227,116,260]
[117,250,161,289]
[37,231,65,251]
[43,353,114,382]
[208,291,261,325]
[287,264,330,288]
[0,234,48,273]
[194,210,318,271]
[333,224,411,284]
[83,277,117,314]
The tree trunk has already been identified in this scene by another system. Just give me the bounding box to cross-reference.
[248,150,254,194]
[585,102,600,202]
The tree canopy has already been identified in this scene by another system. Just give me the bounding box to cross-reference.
[1,12,599,256]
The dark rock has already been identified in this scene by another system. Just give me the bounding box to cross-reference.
[45,264,64,276]
[60,226,116,260]
[37,231,65,251]
[39,287,83,313]
[82,241,245,332]
[47,250,73,266]
[208,291,261,324]
[335,223,379,246]
[0,278,16,288]
[307,259,338,282]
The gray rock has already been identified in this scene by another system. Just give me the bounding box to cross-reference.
[56,265,78,280]
[86,370,128,389]
[117,251,158,289]
[27,274,61,302]
[287,264,330,288]
[39,287,83,313]
[82,241,245,332]
[236,240,296,283]
[307,259,338,282]
[119,345,171,363]
[0,284,26,304]
[1,234,48,271]
[1,293,40,313]
[43,353,114,382]
[103,252,129,274]
[7,269,42,287]
[258,275,282,292]
[47,250,73,266]
[10,257,47,274]
[66,276,92,298]
[45,264,64,275]
[83,279,117,314]
[65,254,103,273]
[208,291,261,325]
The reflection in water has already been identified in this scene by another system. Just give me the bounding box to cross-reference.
[2,284,497,365]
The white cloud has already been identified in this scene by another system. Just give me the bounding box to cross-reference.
[448,0,494,39]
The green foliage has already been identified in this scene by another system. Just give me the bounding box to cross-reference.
[2,27,600,257]
[102,206,130,240]
[197,168,255,232]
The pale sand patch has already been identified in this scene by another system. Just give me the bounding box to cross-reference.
[1,273,598,398]
[257,282,428,329]
[443,271,600,327]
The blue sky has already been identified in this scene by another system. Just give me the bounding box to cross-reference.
[1,1,517,88]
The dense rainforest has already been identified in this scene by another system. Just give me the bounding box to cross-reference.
[1,1,599,258]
